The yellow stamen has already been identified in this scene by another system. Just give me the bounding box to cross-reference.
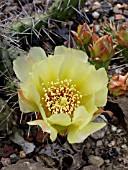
[42,79,82,116]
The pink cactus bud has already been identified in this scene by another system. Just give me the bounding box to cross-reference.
[72,22,98,46]
[88,35,115,69]
[89,35,115,61]
[109,73,128,96]
[115,23,128,48]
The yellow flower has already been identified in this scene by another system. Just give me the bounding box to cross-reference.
[13,46,108,143]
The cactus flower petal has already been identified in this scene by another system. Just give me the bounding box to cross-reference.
[54,46,88,62]
[47,113,71,126]
[13,47,47,82]
[71,106,93,127]
[68,122,106,144]
[28,120,57,142]
[17,84,40,112]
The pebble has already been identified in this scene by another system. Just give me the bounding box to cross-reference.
[90,115,108,139]
[104,159,110,164]
[124,10,128,17]
[117,129,122,133]
[114,14,125,21]
[94,25,100,32]
[10,132,35,154]
[118,157,123,162]
[101,1,112,14]
[1,157,11,167]
[106,164,113,170]
[92,2,101,11]
[88,155,104,167]
[123,156,128,165]
[109,16,115,22]
[102,147,118,160]
[108,141,116,147]
[121,144,128,150]
[20,151,26,159]
[10,153,19,164]
[113,6,122,13]
[111,125,117,132]
[92,11,100,19]
[96,140,103,147]
[117,4,122,8]
[108,147,118,158]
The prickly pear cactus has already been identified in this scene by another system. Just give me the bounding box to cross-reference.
[0,47,26,76]
[0,98,13,135]
[0,48,13,77]
[7,0,85,33]
[48,0,85,20]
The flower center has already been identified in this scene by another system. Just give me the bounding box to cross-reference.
[42,79,82,115]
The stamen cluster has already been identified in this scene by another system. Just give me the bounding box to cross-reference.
[42,79,82,115]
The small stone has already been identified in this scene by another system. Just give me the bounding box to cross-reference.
[20,151,26,159]
[117,129,122,133]
[104,159,110,164]
[92,2,101,11]
[121,144,128,149]
[123,156,128,165]
[106,164,113,170]
[96,140,103,147]
[109,16,115,22]
[10,132,35,154]
[92,11,100,19]
[101,1,112,14]
[94,25,100,32]
[101,1,112,9]
[124,10,128,17]
[118,157,123,162]
[117,4,122,8]
[95,148,100,156]
[91,116,107,140]
[88,155,104,167]
[102,147,118,160]
[111,125,117,132]
[10,153,19,164]
[108,141,116,147]
[108,147,118,158]
[114,14,125,20]
[86,142,91,149]
[113,6,122,13]
[1,157,11,166]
